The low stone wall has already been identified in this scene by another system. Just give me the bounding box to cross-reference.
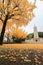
[25,38,43,44]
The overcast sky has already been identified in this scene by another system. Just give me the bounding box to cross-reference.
[23,0,43,34]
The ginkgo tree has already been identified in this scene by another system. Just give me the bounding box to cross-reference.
[5,27,27,43]
[0,0,36,44]
[6,27,27,38]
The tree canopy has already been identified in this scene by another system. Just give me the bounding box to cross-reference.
[0,0,36,44]
[0,0,36,32]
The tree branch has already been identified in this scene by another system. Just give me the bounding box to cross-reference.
[10,17,22,21]
[2,0,4,3]
[0,18,3,22]
[8,14,14,19]
[13,0,22,10]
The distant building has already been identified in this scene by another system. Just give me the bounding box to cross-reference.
[25,25,43,43]
[34,25,39,42]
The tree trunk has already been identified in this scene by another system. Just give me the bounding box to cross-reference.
[0,16,7,45]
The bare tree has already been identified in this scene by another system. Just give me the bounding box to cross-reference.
[0,0,36,44]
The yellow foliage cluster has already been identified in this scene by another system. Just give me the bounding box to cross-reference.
[5,27,27,38]
[0,0,36,36]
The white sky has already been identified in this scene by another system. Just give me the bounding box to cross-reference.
[23,0,43,34]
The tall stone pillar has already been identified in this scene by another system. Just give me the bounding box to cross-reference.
[34,25,39,42]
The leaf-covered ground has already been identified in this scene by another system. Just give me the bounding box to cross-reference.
[0,45,43,65]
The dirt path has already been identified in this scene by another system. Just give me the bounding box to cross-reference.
[0,44,43,49]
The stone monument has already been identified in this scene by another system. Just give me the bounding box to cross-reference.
[34,25,39,42]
